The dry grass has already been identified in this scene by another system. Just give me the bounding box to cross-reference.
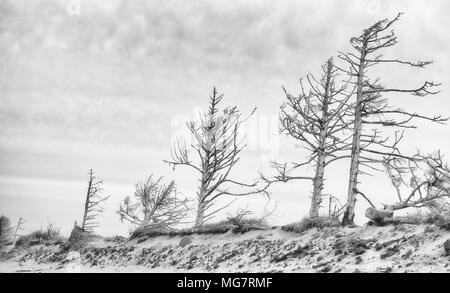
[282,217,340,234]
[15,223,64,247]
[129,215,270,242]
[391,212,450,230]
[129,223,172,239]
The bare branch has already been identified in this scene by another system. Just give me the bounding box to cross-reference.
[80,169,110,233]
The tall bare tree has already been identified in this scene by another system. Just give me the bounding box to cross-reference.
[80,169,110,232]
[337,13,447,225]
[165,87,266,228]
[118,175,190,229]
[13,217,25,243]
[263,58,354,218]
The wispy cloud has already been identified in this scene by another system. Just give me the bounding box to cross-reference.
[0,0,449,234]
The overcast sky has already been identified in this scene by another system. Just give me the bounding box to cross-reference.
[1,0,449,236]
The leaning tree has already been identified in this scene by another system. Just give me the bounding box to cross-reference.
[80,169,110,232]
[165,87,267,228]
[118,175,190,229]
[13,217,25,243]
[337,13,447,225]
[365,151,450,223]
[263,58,354,218]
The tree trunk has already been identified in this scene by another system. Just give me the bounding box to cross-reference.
[81,170,93,230]
[310,153,325,218]
[342,49,366,226]
[310,58,332,219]
[194,199,205,228]
[194,175,208,228]
[342,122,361,225]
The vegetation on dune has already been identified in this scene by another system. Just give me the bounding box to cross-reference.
[3,13,450,246]
[15,223,64,247]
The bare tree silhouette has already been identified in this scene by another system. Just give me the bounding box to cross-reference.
[337,13,447,225]
[165,87,268,228]
[384,152,449,210]
[366,152,450,222]
[81,169,110,232]
[263,58,354,218]
[13,217,25,243]
[118,175,190,229]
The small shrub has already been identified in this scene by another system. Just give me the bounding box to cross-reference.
[391,212,428,225]
[15,223,64,247]
[195,221,234,234]
[63,226,100,250]
[105,235,126,244]
[194,211,269,234]
[118,175,190,229]
[129,223,173,240]
[226,208,270,233]
[387,210,450,229]
[128,209,270,240]
[282,217,340,233]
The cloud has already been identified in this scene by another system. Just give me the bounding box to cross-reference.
[0,0,449,234]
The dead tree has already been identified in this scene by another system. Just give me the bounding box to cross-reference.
[327,195,346,221]
[226,203,277,229]
[0,215,13,248]
[81,169,110,232]
[386,152,449,209]
[13,217,25,243]
[338,12,447,225]
[165,87,267,228]
[118,175,190,229]
[366,152,450,222]
[226,207,254,227]
[263,58,354,218]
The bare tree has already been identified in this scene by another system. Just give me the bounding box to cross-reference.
[13,217,25,243]
[226,207,254,227]
[0,215,13,248]
[366,152,450,222]
[263,58,354,218]
[338,13,447,225]
[80,169,110,232]
[384,152,449,210]
[226,203,277,229]
[165,87,267,228]
[118,175,190,229]
[327,195,346,221]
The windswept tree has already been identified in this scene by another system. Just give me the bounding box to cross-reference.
[366,152,450,222]
[0,215,13,248]
[165,87,267,228]
[386,152,449,209]
[263,58,354,218]
[13,217,25,243]
[80,169,110,232]
[337,13,447,225]
[118,175,190,229]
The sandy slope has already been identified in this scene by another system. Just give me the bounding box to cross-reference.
[1,224,449,273]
